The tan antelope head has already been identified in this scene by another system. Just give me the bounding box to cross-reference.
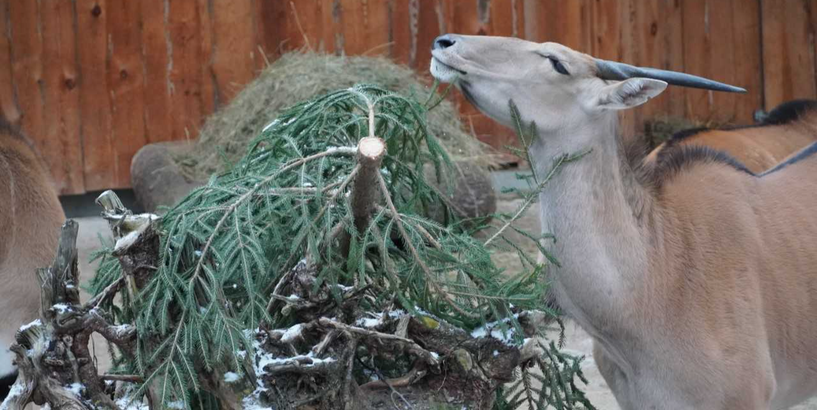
[0,119,65,399]
[431,34,817,409]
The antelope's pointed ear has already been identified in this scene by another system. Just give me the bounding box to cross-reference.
[596,78,667,110]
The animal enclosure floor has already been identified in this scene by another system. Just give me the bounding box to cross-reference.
[64,197,817,409]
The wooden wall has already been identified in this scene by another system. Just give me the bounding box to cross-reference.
[1,0,815,195]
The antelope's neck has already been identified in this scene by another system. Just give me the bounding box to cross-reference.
[531,113,654,339]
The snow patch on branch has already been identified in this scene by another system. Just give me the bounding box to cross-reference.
[324,146,357,155]
[354,309,407,328]
[19,318,41,332]
[65,383,84,397]
[51,304,71,314]
[280,324,303,343]
[115,394,150,410]
[224,372,240,383]
[114,230,142,252]
[240,328,338,409]
[470,313,523,346]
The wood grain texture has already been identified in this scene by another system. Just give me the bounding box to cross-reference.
[256,0,288,58]
[197,0,216,117]
[211,0,257,103]
[8,0,45,156]
[761,0,817,110]
[107,0,146,188]
[2,0,816,193]
[168,0,205,140]
[76,0,114,191]
[413,0,442,72]
[341,0,390,55]
[141,0,174,144]
[389,0,419,66]
[0,0,20,124]
[683,0,762,123]
[592,0,637,136]
[40,0,84,194]
[633,0,684,120]
[286,0,324,52]
[725,0,762,122]
[533,0,593,52]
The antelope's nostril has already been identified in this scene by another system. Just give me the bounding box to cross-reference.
[433,34,456,50]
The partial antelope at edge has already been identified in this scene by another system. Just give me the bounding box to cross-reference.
[646,99,817,174]
[0,118,66,400]
[430,33,817,409]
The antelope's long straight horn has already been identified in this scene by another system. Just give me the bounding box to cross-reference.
[595,59,747,93]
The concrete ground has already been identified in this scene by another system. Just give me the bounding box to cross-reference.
[59,177,817,409]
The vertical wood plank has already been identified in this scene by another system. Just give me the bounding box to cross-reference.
[530,0,593,52]
[513,0,525,39]
[633,0,684,121]
[390,0,419,66]
[724,0,762,122]
[441,0,489,146]
[40,0,84,194]
[444,0,479,36]
[77,0,114,191]
[168,0,205,140]
[339,0,390,55]
[761,0,817,110]
[8,0,45,155]
[197,0,216,118]
[107,0,146,188]
[319,0,339,55]
[413,0,442,73]
[486,0,527,153]
[287,0,324,52]
[0,0,20,123]
[592,0,637,136]
[211,0,257,104]
[257,0,288,59]
[141,0,174,144]
[490,0,517,37]
[658,0,685,118]
[684,0,762,123]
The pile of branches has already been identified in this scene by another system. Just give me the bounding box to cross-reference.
[2,85,595,410]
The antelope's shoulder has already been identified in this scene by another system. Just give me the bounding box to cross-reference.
[639,144,755,191]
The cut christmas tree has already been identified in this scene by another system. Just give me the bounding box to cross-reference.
[2,84,594,410]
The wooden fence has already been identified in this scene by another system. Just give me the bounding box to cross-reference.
[1,0,815,195]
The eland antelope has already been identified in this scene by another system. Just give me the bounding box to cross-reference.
[430,34,817,410]
[646,99,817,174]
[0,118,65,400]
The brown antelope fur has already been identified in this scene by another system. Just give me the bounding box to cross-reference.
[0,118,65,397]
[430,34,817,409]
[645,99,817,174]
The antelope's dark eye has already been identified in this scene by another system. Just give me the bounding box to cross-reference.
[548,56,570,76]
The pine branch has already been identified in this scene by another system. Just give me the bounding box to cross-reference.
[377,171,479,319]
[16,84,597,410]
[191,145,357,286]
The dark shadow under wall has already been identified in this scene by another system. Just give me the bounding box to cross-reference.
[59,188,144,219]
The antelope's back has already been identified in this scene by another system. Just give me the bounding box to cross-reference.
[647,100,817,174]
[749,144,817,408]
[0,119,65,382]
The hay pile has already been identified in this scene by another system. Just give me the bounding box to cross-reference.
[174,50,499,180]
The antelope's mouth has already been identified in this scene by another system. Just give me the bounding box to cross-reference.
[430,55,466,83]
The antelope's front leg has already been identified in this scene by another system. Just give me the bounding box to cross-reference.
[592,341,637,409]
